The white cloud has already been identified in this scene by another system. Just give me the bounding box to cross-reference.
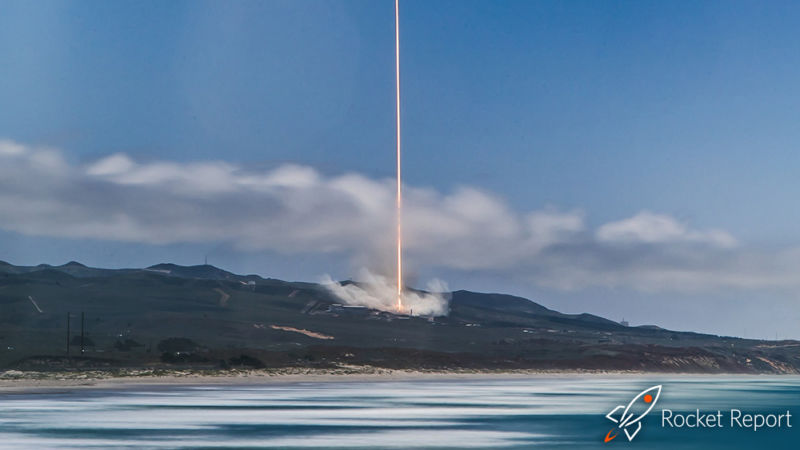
[0,138,798,294]
[596,211,737,248]
[0,139,27,156]
[86,153,136,176]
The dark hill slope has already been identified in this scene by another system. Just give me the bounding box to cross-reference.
[0,262,797,373]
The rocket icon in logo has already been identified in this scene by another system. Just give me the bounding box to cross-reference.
[604,385,662,442]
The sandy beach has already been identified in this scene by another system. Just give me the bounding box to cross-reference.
[0,366,657,393]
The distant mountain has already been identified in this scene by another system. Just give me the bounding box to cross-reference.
[0,260,132,278]
[0,260,261,281]
[451,290,558,315]
[0,261,798,374]
[146,263,241,280]
[450,290,620,327]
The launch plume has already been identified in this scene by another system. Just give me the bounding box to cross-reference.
[394,0,404,312]
[322,269,450,317]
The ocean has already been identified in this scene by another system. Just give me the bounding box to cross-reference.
[0,376,797,449]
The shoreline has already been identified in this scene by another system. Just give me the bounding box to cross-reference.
[2,367,797,393]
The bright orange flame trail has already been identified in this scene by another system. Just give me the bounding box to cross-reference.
[395,0,403,312]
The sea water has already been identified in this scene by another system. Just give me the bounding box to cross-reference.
[0,376,797,449]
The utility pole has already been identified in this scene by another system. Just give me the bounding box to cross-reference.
[66,312,71,356]
[80,312,85,355]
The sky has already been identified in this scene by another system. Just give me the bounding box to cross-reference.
[2,0,800,338]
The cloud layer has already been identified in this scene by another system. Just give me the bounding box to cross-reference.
[1,138,799,293]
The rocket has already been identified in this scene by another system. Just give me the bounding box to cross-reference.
[604,385,662,442]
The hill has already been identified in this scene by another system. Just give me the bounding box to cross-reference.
[0,261,798,374]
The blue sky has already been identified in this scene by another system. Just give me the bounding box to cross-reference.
[2,0,800,338]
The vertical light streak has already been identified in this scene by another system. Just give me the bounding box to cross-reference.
[395,0,403,312]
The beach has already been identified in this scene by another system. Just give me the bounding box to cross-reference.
[0,367,653,393]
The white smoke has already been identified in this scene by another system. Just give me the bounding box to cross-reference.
[321,269,450,317]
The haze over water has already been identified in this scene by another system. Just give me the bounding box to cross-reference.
[0,376,797,449]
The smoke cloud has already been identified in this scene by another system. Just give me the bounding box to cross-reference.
[321,269,450,317]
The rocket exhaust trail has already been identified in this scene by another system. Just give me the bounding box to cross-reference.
[395,0,403,312]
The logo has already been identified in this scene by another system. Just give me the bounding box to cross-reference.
[604,385,662,442]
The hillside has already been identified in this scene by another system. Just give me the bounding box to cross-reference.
[1,261,798,373]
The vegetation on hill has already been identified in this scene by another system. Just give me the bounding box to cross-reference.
[1,261,798,374]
